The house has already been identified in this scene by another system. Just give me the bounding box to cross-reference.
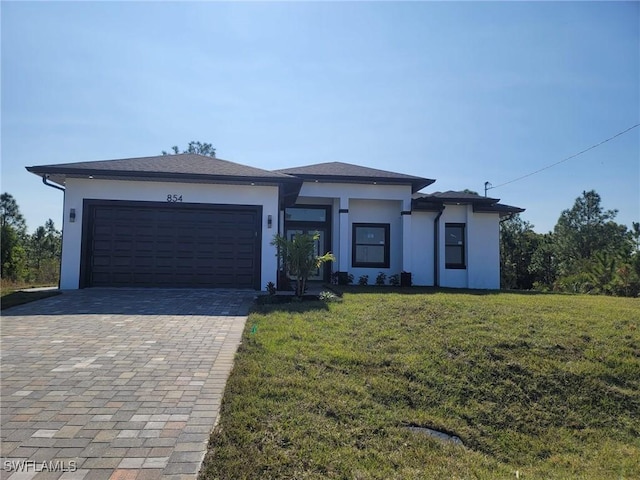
[26,154,523,290]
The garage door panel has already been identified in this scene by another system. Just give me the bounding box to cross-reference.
[112,272,132,283]
[133,257,154,268]
[92,256,111,267]
[216,236,236,243]
[133,248,154,257]
[216,258,236,268]
[93,239,112,250]
[195,244,216,253]
[94,225,113,236]
[156,242,174,253]
[235,258,255,268]
[216,212,236,223]
[155,258,174,268]
[133,227,154,237]
[91,272,111,284]
[113,223,134,234]
[173,273,195,283]
[235,275,254,286]
[113,240,133,250]
[214,277,234,287]
[94,209,118,220]
[150,273,173,283]
[112,256,132,267]
[215,246,234,256]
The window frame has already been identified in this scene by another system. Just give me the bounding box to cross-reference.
[284,206,328,223]
[352,223,391,268]
[445,223,466,269]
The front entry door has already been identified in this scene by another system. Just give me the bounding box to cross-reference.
[285,228,326,281]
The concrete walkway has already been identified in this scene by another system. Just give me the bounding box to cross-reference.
[1,289,255,480]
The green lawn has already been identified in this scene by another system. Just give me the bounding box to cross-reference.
[200,289,640,480]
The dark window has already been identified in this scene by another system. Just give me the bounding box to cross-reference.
[285,207,326,222]
[352,223,390,268]
[445,223,466,269]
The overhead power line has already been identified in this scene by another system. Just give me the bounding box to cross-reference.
[487,123,640,191]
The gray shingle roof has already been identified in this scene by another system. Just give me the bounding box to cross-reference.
[413,191,499,203]
[26,153,299,187]
[474,203,526,217]
[412,190,524,217]
[275,161,435,192]
[28,155,523,214]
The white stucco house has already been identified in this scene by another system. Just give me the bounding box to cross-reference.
[26,154,523,290]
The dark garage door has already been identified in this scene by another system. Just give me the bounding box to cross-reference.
[82,201,261,289]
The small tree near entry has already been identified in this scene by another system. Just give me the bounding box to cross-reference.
[271,232,335,297]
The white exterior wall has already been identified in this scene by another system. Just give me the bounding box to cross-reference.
[410,211,436,286]
[438,204,500,289]
[467,212,500,289]
[60,178,280,290]
[298,182,410,201]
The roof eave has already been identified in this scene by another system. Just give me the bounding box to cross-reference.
[474,203,526,217]
[412,179,436,193]
[26,166,301,187]
[414,194,499,204]
[413,196,525,216]
[295,174,434,191]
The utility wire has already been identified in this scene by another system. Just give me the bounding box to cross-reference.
[487,123,640,191]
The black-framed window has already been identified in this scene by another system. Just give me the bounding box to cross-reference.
[285,207,327,222]
[352,223,390,268]
[445,223,466,269]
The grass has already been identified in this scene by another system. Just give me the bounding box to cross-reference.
[200,288,640,479]
[1,284,60,310]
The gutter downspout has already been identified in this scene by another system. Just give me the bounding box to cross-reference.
[276,190,283,290]
[42,175,65,192]
[41,175,65,290]
[433,208,443,287]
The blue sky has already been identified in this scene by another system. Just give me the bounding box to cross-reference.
[2,1,638,233]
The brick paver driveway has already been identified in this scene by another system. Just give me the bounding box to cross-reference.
[1,289,255,480]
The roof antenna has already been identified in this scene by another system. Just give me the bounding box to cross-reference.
[484,181,492,197]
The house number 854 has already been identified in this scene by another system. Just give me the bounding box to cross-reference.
[167,194,183,202]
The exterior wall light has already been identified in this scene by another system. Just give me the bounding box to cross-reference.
[69,208,76,223]
[267,214,273,229]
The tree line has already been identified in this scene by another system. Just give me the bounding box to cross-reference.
[501,190,640,297]
[1,193,62,285]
